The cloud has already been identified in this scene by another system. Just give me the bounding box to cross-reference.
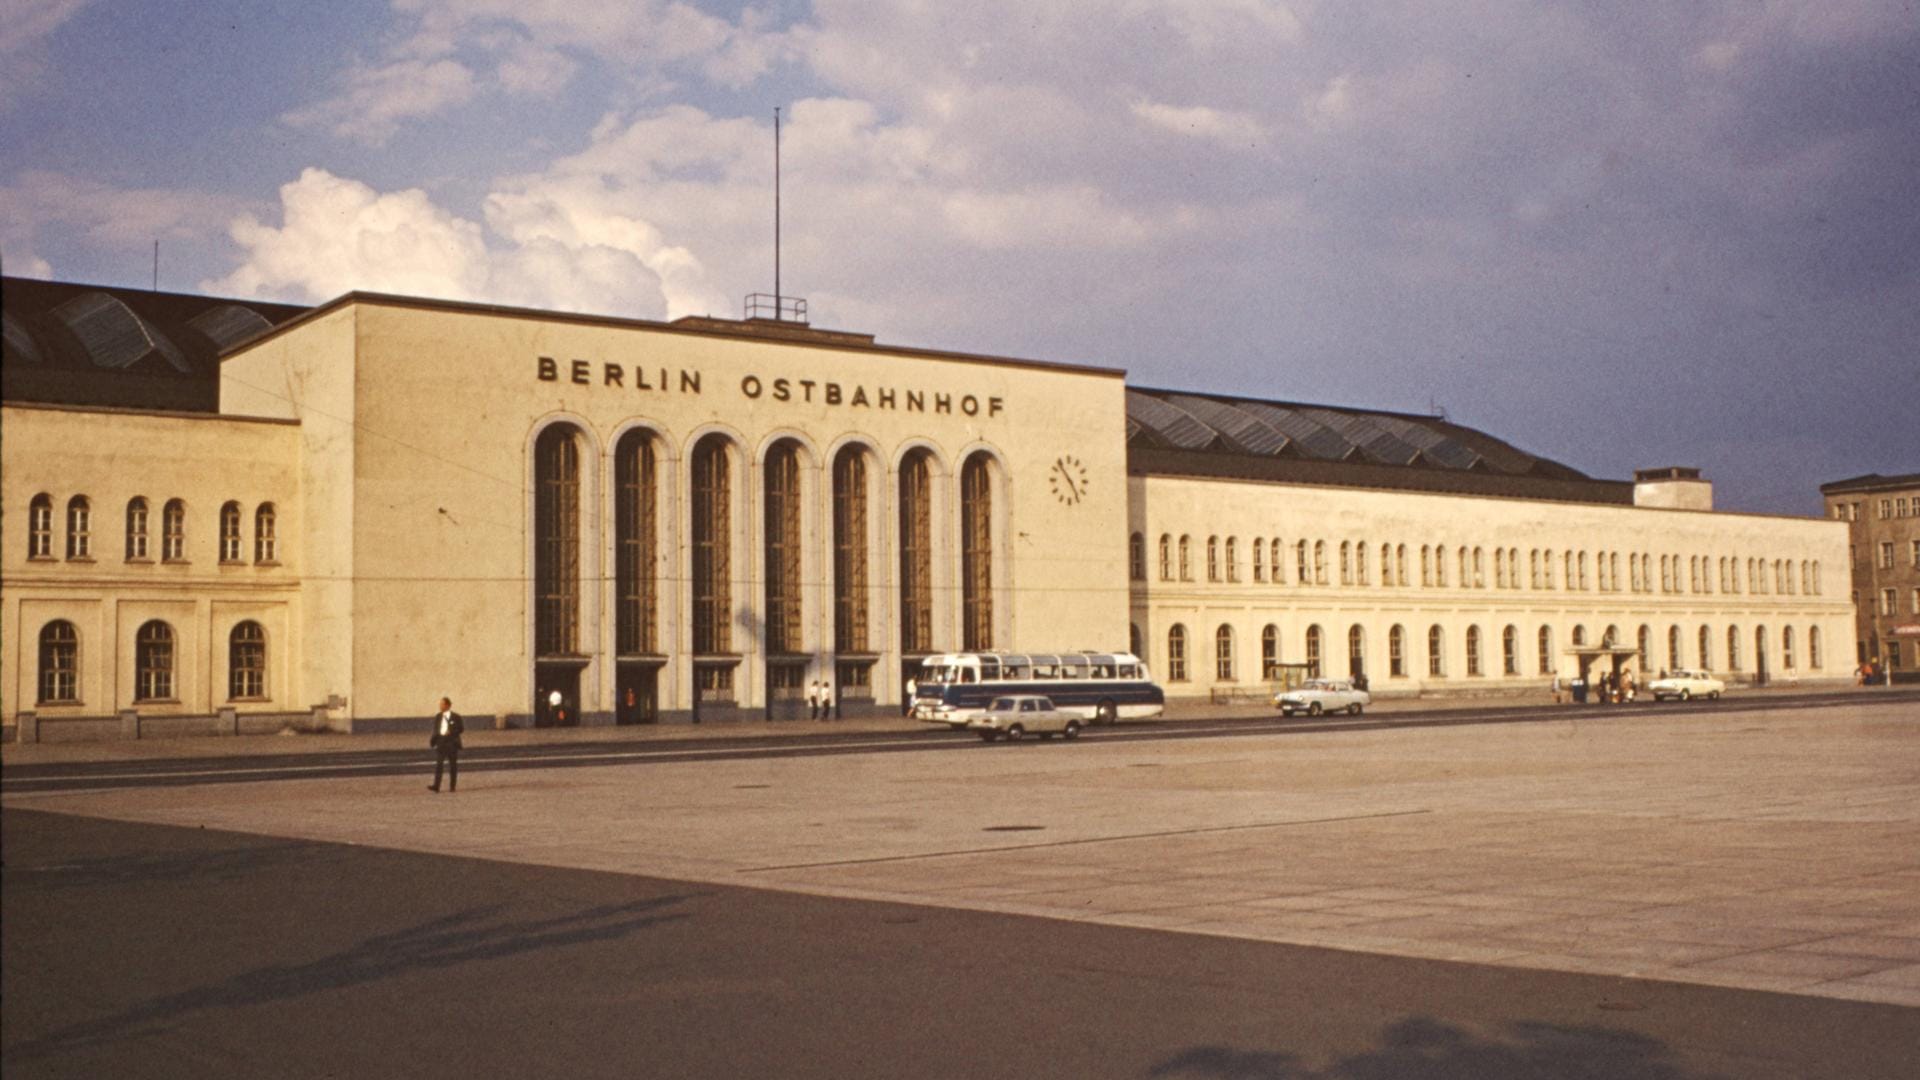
[0,0,91,107]
[281,57,478,146]
[1131,100,1266,147]
[0,170,237,279]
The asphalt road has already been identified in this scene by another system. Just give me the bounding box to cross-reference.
[5,809,1915,1080]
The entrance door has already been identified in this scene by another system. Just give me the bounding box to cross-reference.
[616,663,657,724]
[535,663,582,727]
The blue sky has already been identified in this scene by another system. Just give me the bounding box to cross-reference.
[4,0,1916,514]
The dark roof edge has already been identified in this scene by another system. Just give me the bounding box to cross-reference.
[1819,472,1920,494]
[1128,446,1633,506]
[1129,383,1466,427]
[225,291,1130,380]
[1,400,301,427]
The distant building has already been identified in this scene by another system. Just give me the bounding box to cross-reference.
[3,276,1856,740]
[1819,473,1920,681]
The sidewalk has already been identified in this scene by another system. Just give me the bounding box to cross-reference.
[0,681,1878,767]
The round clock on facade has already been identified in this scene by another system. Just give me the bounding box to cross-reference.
[1049,455,1089,505]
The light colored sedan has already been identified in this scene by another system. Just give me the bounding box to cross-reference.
[1648,669,1726,701]
[1275,679,1371,716]
[968,695,1082,742]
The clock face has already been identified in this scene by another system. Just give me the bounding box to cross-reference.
[1049,455,1088,505]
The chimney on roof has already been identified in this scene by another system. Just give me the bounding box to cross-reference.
[1633,466,1713,511]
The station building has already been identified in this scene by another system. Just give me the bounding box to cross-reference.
[2,277,1855,738]
[1820,472,1920,680]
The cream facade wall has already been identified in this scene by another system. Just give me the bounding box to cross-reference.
[1129,474,1856,700]
[220,298,1132,726]
[3,404,303,729]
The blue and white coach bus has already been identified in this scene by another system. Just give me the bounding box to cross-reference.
[912,651,1165,728]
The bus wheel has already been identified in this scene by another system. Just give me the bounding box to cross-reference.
[1097,700,1118,725]
[1005,724,1025,742]
[1064,720,1082,740]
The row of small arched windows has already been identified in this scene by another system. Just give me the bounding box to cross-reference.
[26,495,276,565]
[35,619,268,706]
[1127,533,1821,596]
[1150,621,1824,682]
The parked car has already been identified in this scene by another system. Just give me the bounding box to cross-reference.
[1648,669,1726,701]
[1275,679,1371,716]
[968,695,1082,742]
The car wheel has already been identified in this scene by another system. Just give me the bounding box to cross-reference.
[1096,699,1118,725]
[1348,703,1363,716]
[1679,689,1691,701]
[1005,723,1025,742]
[1064,720,1081,740]
[1308,702,1323,716]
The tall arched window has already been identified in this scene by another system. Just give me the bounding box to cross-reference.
[1339,541,1352,585]
[1473,548,1485,588]
[1668,625,1681,670]
[833,446,871,655]
[536,425,583,657]
[1381,542,1393,586]
[1313,541,1327,584]
[1296,540,1309,583]
[29,493,55,558]
[1783,626,1796,670]
[163,499,186,561]
[1578,551,1590,590]
[1158,533,1172,581]
[1396,544,1408,586]
[229,621,266,700]
[763,439,804,655]
[1726,625,1742,671]
[1262,625,1280,679]
[1269,537,1283,583]
[1427,625,1445,677]
[1178,535,1192,581]
[899,449,933,653]
[1435,545,1448,587]
[1421,545,1433,586]
[1225,537,1238,582]
[1207,536,1220,582]
[1355,541,1368,585]
[1698,625,1713,669]
[1494,548,1506,589]
[126,497,150,560]
[67,495,92,559]
[1130,532,1146,581]
[1252,538,1265,582]
[960,453,994,650]
[1572,625,1587,647]
[1389,624,1406,677]
[136,620,175,702]
[1810,626,1822,669]
[616,429,659,656]
[1538,625,1554,675]
[1215,624,1235,681]
[219,500,242,562]
[1347,624,1366,680]
[1466,626,1483,676]
[1305,624,1323,678]
[254,503,277,563]
[38,621,78,704]
[1636,625,1651,671]
[1167,624,1188,682]
[691,433,733,657]
[1502,625,1518,676]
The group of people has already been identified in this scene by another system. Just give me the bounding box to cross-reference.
[1550,670,1637,704]
[806,680,836,720]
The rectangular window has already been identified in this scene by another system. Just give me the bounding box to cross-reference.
[1881,542,1896,570]
[1880,499,1892,519]
[67,500,91,559]
[163,503,186,561]
[1881,588,1896,616]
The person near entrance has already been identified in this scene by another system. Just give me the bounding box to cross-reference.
[818,680,833,720]
[547,688,565,726]
[806,681,821,720]
[428,697,464,792]
[903,676,917,717]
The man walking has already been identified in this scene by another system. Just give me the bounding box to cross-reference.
[429,697,464,792]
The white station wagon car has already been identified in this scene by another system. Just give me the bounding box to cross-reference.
[968,695,1082,742]
[1648,669,1726,701]
[1275,679,1371,716]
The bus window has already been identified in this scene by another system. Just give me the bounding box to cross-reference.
[979,657,1001,681]
[1118,663,1140,678]
[1062,659,1089,679]
[1004,661,1030,680]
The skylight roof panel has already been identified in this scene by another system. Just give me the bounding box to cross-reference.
[1126,391,1218,450]
[1235,401,1353,459]
[186,304,274,350]
[52,292,190,373]
[1,310,43,365]
[1163,394,1291,455]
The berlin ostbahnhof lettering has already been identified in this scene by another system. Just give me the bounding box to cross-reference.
[537,355,1007,418]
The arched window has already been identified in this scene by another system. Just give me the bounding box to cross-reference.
[1296,540,1309,583]
[536,425,584,657]
[1421,545,1433,586]
[899,450,933,653]
[1313,541,1327,584]
[1167,624,1188,682]
[219,500,242,563]
[1537,625,1554,675]
[1215,624,1235,681]
[764,439,804,655]
[617,429,660,656]
[1610,552,1620,592]
[1269,537,1283,584]
[1347,624,1366,680]
[126,497,150,560]
[1389,624,1406,677]
[1251,538,1265,582]
[1305,624,1323,678]
[1502,625,1518,676]
[1435,546,1448,587]
[1207,536,1220,582]
[1262,624,1280,679]
[1427,625,1445,677]
[163,499,186,561]
[1466,625,1483,676]
[1572,625,1587,647]
[1727,626,1742,671]
[1178,535,1192,581]
[1668,625,1682,670]
[1698,625,1713,670]
[1339,541,1352,585]
[1783,626,1796,671]
[1636,625,1651,672]
[832,446,871,657]
[1225,536,1238,582]
[1474,546,1487,587]
[1158,534,1172,581]
[1494,548,1506,589]
[1602,624,1619,649]
[136,620,175,702]
[1381,542,1393,586]
[29,493,55,558]
[1809,626,1822,669]
[960,453,994,650]
[1458,547,1470,587]
[229,621,267,700]
[1578,551,1589,590]
[254,503,277,563]
[67,496,92,559]
[38,621,78,704]
[1396,544,1408,586]
[1355,541,1369,585]
[1131,533,1147,581]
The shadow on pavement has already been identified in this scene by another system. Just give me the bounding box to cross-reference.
[1149,1016,1724,1080]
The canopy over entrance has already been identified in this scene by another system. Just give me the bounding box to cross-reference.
[1563,645,1642,684]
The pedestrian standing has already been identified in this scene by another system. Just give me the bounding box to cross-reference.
[903,676,917,717]
[1551,672,1562,704]
[819,681,834,720]
[806,680,821,720]
[428,696,464,793]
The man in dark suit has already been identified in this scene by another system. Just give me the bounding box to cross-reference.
[428,697,464,792]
